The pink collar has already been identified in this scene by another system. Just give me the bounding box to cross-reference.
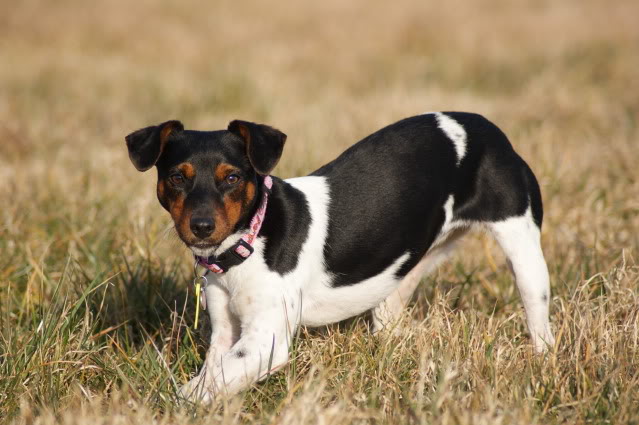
[196,175,273,274]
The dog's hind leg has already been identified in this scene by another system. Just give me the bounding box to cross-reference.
[488,209,555,352]
[371,229,466,333]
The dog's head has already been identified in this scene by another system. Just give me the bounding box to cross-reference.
[125,120,286,256]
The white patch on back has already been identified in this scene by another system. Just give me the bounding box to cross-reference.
[430,194,466,250]
[434,112,467,166]
[443,194,455,229]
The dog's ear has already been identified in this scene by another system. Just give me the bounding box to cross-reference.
[125,120,184,171]
[228,120,287,175]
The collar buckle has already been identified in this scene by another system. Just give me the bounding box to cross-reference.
[233,238,255,259]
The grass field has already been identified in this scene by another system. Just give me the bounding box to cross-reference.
[1,0,638,423]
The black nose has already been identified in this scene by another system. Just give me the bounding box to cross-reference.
[190,217,215,238]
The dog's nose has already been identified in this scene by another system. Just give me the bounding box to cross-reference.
[190,217,215,238]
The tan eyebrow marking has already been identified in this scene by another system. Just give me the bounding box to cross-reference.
[176,162,195,179]
[214,163,239,182]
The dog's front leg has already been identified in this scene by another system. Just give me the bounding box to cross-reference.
[185,289,297,403]
[179,279,240,401]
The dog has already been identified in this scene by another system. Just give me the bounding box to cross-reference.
[125,112,555,402]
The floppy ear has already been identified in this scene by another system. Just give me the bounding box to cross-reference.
[125,120,184,171]
[228,120,287,175]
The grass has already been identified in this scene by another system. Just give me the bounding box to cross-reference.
[1,0,638,423]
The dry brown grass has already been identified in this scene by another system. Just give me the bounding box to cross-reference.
[1,0,638,423]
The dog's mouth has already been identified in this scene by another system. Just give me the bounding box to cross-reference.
[189,242,219,258]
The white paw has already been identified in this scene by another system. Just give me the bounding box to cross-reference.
[532,328,555,353]
[371,317,419,338]
[178,375,215,404]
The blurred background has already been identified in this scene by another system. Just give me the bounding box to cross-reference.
[1,0,636,282]
[0,0,638,423]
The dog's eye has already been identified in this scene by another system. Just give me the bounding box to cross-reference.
[169,173,185,185]
[226,174,240,185]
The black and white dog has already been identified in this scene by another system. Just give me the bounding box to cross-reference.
[125,112,554,402]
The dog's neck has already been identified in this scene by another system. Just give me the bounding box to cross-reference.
[207,175,311,275]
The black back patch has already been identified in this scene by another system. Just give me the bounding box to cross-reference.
[311,112,543,287]
[312,114,457,286]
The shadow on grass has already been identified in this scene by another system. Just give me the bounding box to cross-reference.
[81,253,211,362]
[0,253,211,420]
[79,255,210,410]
